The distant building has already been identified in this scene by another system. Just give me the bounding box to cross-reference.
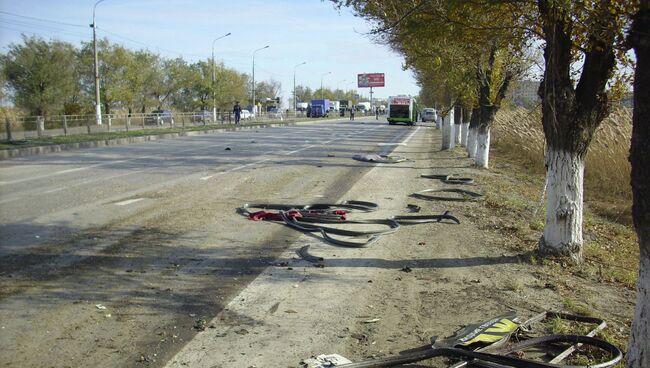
[509,80,541,108]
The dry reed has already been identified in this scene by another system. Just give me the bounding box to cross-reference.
[492,107,633,220]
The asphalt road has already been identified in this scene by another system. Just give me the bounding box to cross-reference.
[0,117,428,367]
[0,118,411,251]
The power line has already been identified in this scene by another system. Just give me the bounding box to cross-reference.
[0,19,89,39]
[0,10,87,28]
[96,26,206,59]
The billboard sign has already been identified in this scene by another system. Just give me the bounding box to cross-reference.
[391,97,411,105]
[358,73,385,88]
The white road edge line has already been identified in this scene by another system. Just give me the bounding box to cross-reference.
[114,198,145,206]
[401,126,421,145]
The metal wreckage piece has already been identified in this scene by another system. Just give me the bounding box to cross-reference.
[421,174,475,185]
[411,188,484,202]
[303,312,622,368]
[238,201,460,248]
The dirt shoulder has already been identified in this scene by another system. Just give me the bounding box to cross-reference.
[164,126,635,367]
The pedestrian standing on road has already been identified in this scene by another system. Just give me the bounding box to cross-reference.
[375,107,379,120]
[350,106,355,121]
[233,101,242,124]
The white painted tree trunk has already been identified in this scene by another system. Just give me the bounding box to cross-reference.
[441,110,455,150]
[539,149,584,262]
[627,246,650,368]
[475,128,490,168]
[467,127,478,158]
[460,123,469,147]
[436,116,442,129]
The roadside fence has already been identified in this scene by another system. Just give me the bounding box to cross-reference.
[1,110,310,140]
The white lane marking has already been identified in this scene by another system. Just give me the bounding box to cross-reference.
[401,127,421,145]
[199,127,379,179]
[0,134,273,186]
[114,198,145,206]
[0,171,139,205]
[200,158,270,180]
[376,127,421,167]
[0,160,130,186]
[285,145,315,155]
[42,187,65,194]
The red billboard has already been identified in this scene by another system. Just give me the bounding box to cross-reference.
[391,97,411,105]
[358,73,385,88]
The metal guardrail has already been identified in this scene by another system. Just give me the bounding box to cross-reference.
[1,110,310,140]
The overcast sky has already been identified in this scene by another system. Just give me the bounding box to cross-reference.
[0,0,420,105]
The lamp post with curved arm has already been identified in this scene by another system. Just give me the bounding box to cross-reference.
[293,61,306,112]
[211,32,231,122]
[252,45,269,116]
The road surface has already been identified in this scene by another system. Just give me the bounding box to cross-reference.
[0,118,426,367]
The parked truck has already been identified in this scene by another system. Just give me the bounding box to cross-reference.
[310,99,330,118]
[355,102,371,113]
[330,101,340,113]
[296,102,309,112]
[387,95,418,125]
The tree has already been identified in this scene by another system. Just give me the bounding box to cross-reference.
[254,79,282,102]
[536,0,637,261]
[214,65,248,110]
[294,85,313,103]
[626,1,649,366]
[150,57,188,110]
[336,0,530,166]
[2,35,77,116]
[124,50,159,114]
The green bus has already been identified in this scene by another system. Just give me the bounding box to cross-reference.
[387,95,418,125]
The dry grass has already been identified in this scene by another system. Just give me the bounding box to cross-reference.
[483,107,639,289]
[492,107,633,224]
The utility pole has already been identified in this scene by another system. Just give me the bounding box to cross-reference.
[252,45,269,116]
[212,32,231,122]
[293,61,306,112]
[91,0,106,125]
[336,79,346,101]
[320,71,331,100]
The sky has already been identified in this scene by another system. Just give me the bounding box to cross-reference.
[0,0,421,106]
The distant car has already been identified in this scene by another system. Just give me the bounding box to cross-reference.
[421,108,437,122]
[144,109,173,125]
[240,109,252,119]
[192,110,213,123]
[267,107,283,119]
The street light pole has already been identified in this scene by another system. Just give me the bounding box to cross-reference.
[320,71,331,100]
[211,32,231,122]
[91,0,106,125]
[336,79,346,101]
[293,61,306,112]
[252,45,269,116]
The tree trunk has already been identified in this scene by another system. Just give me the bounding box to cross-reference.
[467,107,480,158]
[475,104,496,168]
[442,108,455,150]
[627,3,650,367]
[475,125,490,168]
[536,0,616,261]
[539,148,584,261]
[454,105,462,144]
[460,107,470,147]
[436,115,442,129]
[5,117,13,141]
